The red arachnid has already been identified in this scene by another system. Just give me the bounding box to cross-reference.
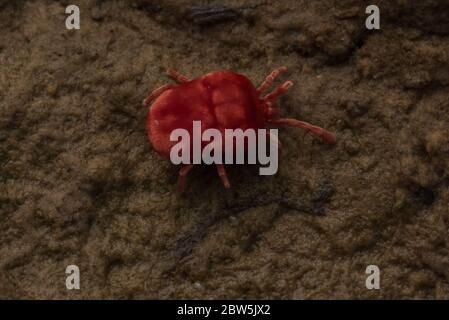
[144,67,336,192]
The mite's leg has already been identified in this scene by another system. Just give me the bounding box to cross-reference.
[142,84,173,106]
[268,118,336,145]
[263,80,294,101]
[257,66,288,94]
[167,69,190,83]
[216,164,231,189]
[177,164,194,193]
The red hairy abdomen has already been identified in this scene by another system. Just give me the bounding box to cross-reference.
[148,71,264,159]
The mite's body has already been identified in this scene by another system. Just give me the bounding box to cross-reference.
[148,71,263,160]
[144,67,336,192]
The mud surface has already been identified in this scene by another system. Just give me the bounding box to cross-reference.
[1,0,449,299]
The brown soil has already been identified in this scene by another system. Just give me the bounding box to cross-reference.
[0,0,448,299]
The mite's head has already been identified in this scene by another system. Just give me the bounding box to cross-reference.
[259,80,294,121]
[256,67,336,145]
[256,66,294,121]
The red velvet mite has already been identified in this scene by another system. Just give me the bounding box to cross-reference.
[143,67,336,192]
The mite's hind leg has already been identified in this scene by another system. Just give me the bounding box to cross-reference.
[167,69,190,83]
[268,118,336,145]
[216,164,231,189]
[257,66,288,94]
[142,84,174,106]
[177,164,194,193]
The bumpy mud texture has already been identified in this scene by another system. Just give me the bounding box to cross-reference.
[1,0,448,299]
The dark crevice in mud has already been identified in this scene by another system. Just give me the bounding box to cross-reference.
[241,232,263,253]
[411,186,437,206]
[310,180,335,215]
[188,5,240,26]
[130,1,265,37]
[241,211,282,253]
[393,181,441,221]
[169,180,335,268]
[84,179,135,210]
[354,29,368,49]
[404,82,449,95]
[403,180,438,208]
[103,258,125,282]
[384,3,449,36]
[131,1,162,14]
[0,0,24,11]
[171,194,280,262]
[187,2,269,26]
[280,181,335,216]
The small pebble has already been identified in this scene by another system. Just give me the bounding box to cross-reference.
[46,84,58,97]
[346,101,368,118]
[394,188,407,210]
[357,155,377,172]
[425,131,445,155]
[193,282,205,291]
